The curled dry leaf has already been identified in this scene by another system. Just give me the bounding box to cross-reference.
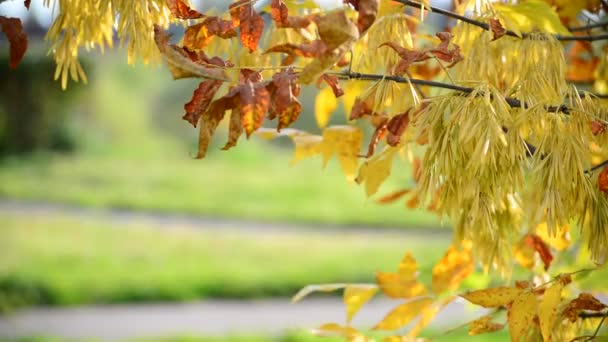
[222,107,244,150]
[376,188,411,204]
[380,42,430,76]
[270,0,312,29]
[167,0,204,19]
[599,165,608,193]
[362,120,388,158]
[344,0,379,34]
[153,25,227,81]
[319,74,345,98]
[563,293,607,322]
[0,16,27,69]
[349,98,374,120]
[489,18,506,41]
[526,234,554,270]
[265,40,328,59]
[428,32,463,68]
[183,17,237,50]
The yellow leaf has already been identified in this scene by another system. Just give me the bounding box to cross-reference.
[408,296,455,338]
[292,283,348,303]
[373,297,434,330]
[321,125,363,180]
[431,243,474,295]
[535,222,570,251]
[461,287,523,308]
[468,315,505,336]
[507,291,538,342]
[344,285,378,323]
[356,148,397,197]
[290,135,323,165]
[494,0,570,36]
[539,282,563,341]
[376,251,428,299]
[315,86,338,128]
[312,323,370,341]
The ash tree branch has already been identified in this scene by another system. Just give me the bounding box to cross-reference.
[569,22,608,32]
[394,0,608,42]
[341,71,608,173]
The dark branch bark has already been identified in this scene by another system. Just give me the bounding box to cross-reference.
[394,0,608,42]
[569,22,608,32]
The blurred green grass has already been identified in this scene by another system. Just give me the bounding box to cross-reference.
[0,211,468,310]
[0,328,509,342]
[0,51,440,228]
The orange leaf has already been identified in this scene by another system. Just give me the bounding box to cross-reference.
[183,18,237,50]
[591,120,607,136]
[599,166,608,193]
[362,119,388,158]
[167,0,204,19]
[349,98,374,120]
[525,234,554,270]
[236,2,265,52]
[240,81,270,137]
[196,97,233,158]
[566,41,598,83]
[376,188,410,204]
[0,16,27,69]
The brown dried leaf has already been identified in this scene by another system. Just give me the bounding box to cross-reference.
[380,42,430,75]
[344,0,379,34]
[183,80,224,127]
[386,110,411,146]
[223,107,244,150]
[228,0,248,27]
[489,18,505,41]
[24,0,31,9]
[183,18,237,50]
[265,40,327,58]
[237,2,265,52]
[240,81,270,137]
[0,16,27,69]
[153,25,227,81]
[591,120,607,136]
[270,0,312,29]
[525,234,554,270]
[563,293,607,323]
[167,0,204,19]
[196,96,235,159]
[599,166,608,193]
[428,32,463,68]
[268,68,302,130]
[319,74,344,98]
[350,98,374,120]
[362,122,388,158]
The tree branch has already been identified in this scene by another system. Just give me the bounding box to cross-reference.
[394,0,608,42]
[570,22,608,32]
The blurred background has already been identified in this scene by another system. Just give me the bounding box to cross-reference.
[0,0,502,341]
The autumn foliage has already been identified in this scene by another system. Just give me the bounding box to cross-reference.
[5,0,608,340]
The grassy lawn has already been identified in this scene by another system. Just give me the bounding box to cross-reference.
[1,329,509,342]
[0,51,440,228]
[0,210,466,311]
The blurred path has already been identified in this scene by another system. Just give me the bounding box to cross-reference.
[0,298,483,340]
[0,200,449,237]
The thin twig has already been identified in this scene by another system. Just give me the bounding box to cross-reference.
[585,310,608,341]
[394,0,608,42]
[570,22,608,32]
